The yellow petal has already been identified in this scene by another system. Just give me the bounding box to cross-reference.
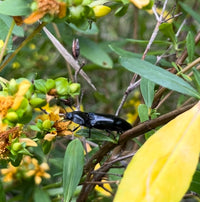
[44,133,57,141]
[24,11,46,24]
[114,102,200,202]
[93,5,111,18]
[129,0,150,9]
[95,180,112,196]
[12,80,31,110]
[19,138,37,147]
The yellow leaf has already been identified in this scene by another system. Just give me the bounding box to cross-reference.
[114,102,200,202]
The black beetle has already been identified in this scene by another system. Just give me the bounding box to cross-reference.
[61,111,132,137]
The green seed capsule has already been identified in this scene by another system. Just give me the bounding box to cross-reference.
[69,83,80,94]
[12,142,22,151]
[30,97,47,108]
[6,111,19,123]
[42,120,52,130]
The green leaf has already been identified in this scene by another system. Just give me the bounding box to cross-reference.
[0,0,30,16]
[79,37,113,68]
[140,77,155,108]
[0,179,6,202]
[186,32,195,63]
[77,129,117,143]
[109,44,171,67]
[193,68,200,92]
[179,2,200,24]
[115,4,129,17]
[63,139,84,202]
[34,79,47,94]
[189,169,200,194]
[34,187,51,202]
[138,104,149,122]
[120,57,200,99]
[0,14,24,37]
[159,23,176,46]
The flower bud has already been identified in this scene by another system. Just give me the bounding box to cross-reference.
[30,97,47,108]
[93,5,111,18]
[8,79,18,95]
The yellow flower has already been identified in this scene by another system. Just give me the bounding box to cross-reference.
[24,0,67,24]
[1,156,50,184]
[26,158,50,184]
[129,0,150,9]
[1,163,18,182]
[12,62,20,69]
[147,8,173,23]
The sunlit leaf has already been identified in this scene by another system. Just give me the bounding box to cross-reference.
[114,102,200,202]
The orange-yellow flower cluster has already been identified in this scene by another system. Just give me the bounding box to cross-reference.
[1,156,50,184]
[24,0,66,24]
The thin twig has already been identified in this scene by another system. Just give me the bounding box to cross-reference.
[43,26,96,91]
[116,0,169,116]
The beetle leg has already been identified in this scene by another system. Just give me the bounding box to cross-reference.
[72,125,80,132]
[88,128,91,138]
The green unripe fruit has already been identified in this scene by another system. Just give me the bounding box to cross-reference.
[69,83,80,94]
[12,142,22,151]
[30,97,47,108]
[6,111,19,123]
[45,79,55,92]
[42,120,52,130]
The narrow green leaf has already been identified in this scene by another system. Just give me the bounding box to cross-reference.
[193,68,200,93]
[189,169,200,194]
[120,57,200,99]
[0,179,6,202]
[186,32,195,62]
[0,0,30,16]
[138,104,149,122]
[109,45,171,67]
[179,2,200,24]
[79,37,113,68]
[63,139,84,202]
[34,187,51,202]
[76,129,117,143]
[140,77,155,108]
